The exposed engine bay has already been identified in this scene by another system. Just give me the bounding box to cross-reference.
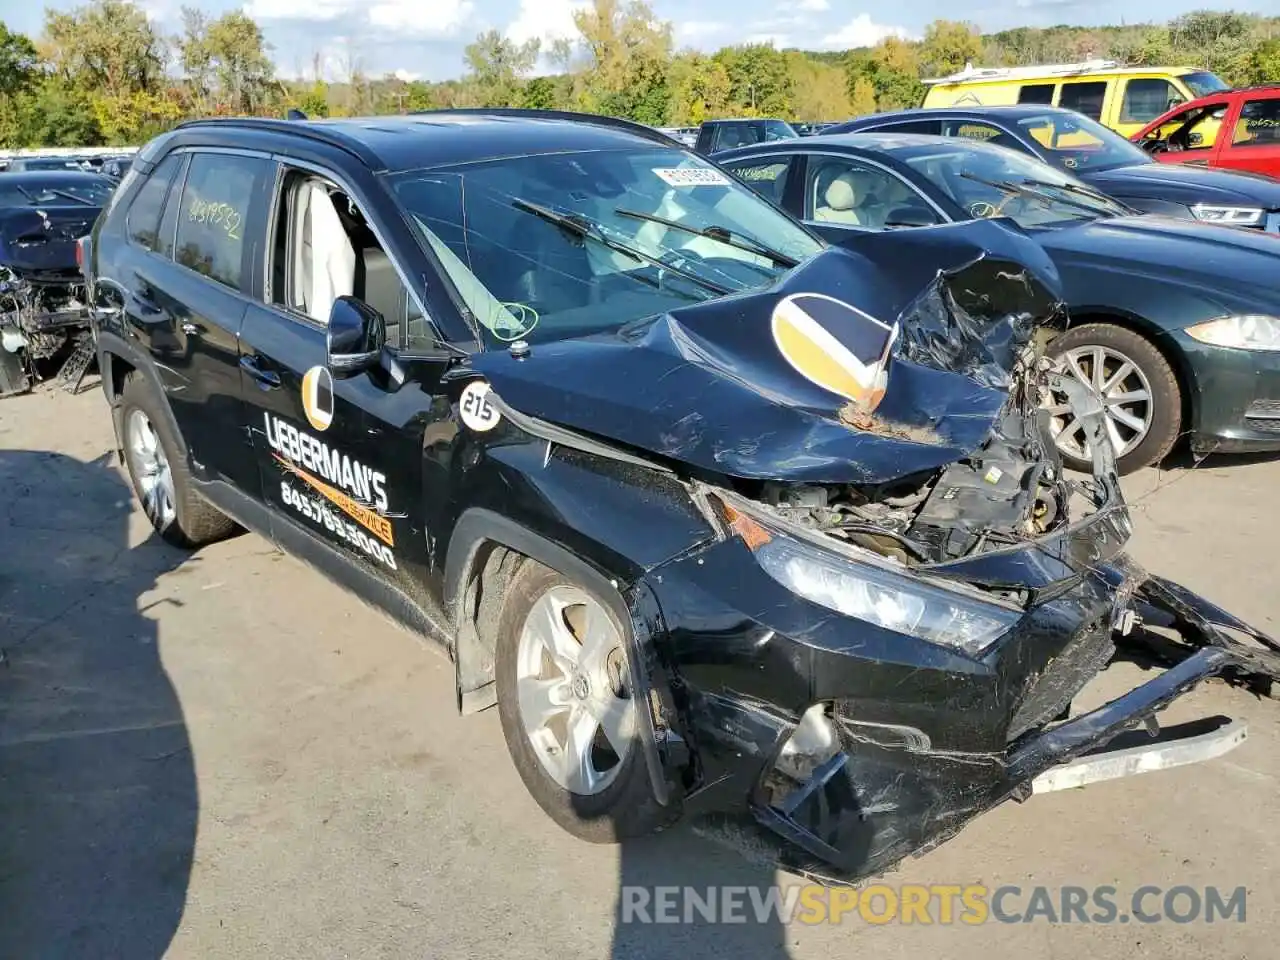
[0,265,94,397]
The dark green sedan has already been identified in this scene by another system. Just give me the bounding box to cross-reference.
[718,132,1280,473]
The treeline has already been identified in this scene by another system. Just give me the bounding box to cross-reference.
[1,1,1278,148]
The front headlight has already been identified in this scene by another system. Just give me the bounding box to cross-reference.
[1189,204,1264,226]
[1185,314,1280,352]
[718,498,1021,656]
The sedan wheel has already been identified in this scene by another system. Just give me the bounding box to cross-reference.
[1043,323,1182,475]
[1046,344,1153,461]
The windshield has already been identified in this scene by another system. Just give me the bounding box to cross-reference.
[388,147,823,347]
[901,140,1130,228]
[1016,111,1152,172]
[1183,71,1230,98]
[0,178,112,208]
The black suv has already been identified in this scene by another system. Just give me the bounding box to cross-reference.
[87,109,1280,882]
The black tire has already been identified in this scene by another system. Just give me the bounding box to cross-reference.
[1048,323,1182,475]
[119,372,238,547]
[495,560,669,843]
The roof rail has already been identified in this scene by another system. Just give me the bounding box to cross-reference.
[173,117,385,168]
[406,108,685,148]
[923,59,1127,85]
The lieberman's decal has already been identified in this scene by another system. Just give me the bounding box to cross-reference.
[264,412,388,512]
[264,413,396,568]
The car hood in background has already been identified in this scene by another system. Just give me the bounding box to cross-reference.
[471,219,1064,486]
[1037,214,1280,308]
[0,204,100,275]
[1081,162,1280,208]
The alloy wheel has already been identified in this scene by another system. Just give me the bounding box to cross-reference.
[126,408,176,531]
[1045,344,1154,460]
[514,585,635,796]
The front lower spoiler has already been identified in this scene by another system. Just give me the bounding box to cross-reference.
[743,575,1280,884]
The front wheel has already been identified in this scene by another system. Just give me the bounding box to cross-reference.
[495,561,669,843]
[1044,323,1182,474]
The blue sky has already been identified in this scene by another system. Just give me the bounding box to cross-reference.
[4,0,1273,82]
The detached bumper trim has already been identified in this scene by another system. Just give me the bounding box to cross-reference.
[1030,717,1247,795]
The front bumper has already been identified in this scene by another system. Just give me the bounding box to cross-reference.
[1170,329,1280,455]
[628,388,1277,883]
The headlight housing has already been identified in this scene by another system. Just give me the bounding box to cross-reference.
[1185,314,1280,352]
[717,496,1021,657]
[1189,204,1264,226]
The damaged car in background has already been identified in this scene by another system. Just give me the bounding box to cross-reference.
[86,111,1280,885]
[0,170,112,397]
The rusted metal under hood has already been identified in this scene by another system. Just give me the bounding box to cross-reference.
[470,218,1064,485]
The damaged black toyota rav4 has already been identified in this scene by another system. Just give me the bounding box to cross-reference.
[87,109,1280,882]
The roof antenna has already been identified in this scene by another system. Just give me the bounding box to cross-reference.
[287,108,308,121]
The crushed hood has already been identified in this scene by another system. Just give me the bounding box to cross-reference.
[471,218,1064,485]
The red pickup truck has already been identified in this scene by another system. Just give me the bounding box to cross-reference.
[1132,85,1280,179]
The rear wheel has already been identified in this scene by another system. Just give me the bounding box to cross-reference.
[119,373,237,547]
[495,561,668,842]
[1044,323,1181,474]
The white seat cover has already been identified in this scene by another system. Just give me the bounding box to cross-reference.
[296,182,355,322]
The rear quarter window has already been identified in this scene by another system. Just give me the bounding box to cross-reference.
[126,154,182,252]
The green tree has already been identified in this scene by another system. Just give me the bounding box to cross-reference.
[848,37,923,111]
[0,22,39,97]
[1243,37,1280,84]
[195,10,275,114]
[918,20,982,77]
[714,44,794,117]
[571,0,672,119]
[786,53,852,122]
[667,52,731,125]
[43,0,166,97]
[11,78,103,146]
[463,29,540,107]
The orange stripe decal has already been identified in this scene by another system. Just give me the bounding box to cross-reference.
[274,454,395,546]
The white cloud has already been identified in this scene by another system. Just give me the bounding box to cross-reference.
[822,14,913,49]
[394,68,421,82]
[245,0,474,35]
[506,0,587,47]
[798,0,830,10]
[370,0,473,34]
[676,20,727,41]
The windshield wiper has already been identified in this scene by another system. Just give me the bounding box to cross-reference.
[510,198,731,297]
[1017,177,1133,214]
[957,172,1109,219]
[46,190,96,207]
[614,208,799,268]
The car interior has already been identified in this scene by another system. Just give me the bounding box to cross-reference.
[809,161,921,230]
[271,172,427,347]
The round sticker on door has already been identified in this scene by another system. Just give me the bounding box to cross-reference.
[302,365,335,432]
[459,380,501,432]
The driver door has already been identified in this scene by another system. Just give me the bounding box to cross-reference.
[1141,101,1230,167]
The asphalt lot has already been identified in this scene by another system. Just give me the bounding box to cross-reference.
[2,380,1279,960]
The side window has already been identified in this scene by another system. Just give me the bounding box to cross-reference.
[873,119,942,135]
[1018,84,1055,105]
[805,158,937,230]
[269,171,422,347]
[941,120,1020,150]
[725,157,793,205]
[1120,78,1179,124]
[714,123,761,151]
[1234,99,1280,147]
[1163,103,1228,150]
[1059,81,1108,121]
[126,154,181,252]
[174,153,274,291]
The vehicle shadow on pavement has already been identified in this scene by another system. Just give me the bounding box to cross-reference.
[0,448,197,958]
[604,816,796,959]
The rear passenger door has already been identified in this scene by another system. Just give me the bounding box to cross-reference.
[114,149,273,496]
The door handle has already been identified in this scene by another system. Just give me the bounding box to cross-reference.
[239,355,282,390]
[181,322,201,336]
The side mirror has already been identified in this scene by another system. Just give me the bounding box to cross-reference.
[884,206,937,229]
[1167,96,1185,110]
[327,296,385,377]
